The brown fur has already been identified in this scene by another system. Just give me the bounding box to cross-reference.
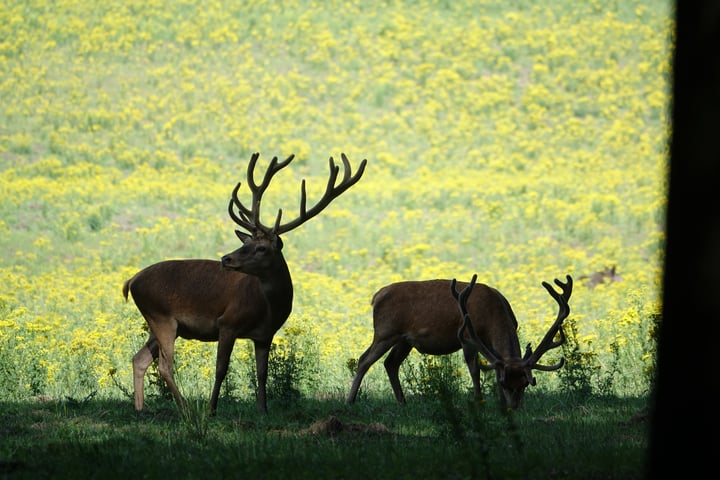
[346,279,524,407]
[346,276,572,410]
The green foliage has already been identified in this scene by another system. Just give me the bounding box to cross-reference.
[0,335,26,399]
[0,322,49,399]
[267,324,321,406]
[403,353,470,401]
[558,319,603,402]
[643,313,662,388]
[179,397,211,441]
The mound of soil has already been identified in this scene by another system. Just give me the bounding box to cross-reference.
[302,415,390,436]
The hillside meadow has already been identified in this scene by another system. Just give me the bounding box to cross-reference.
[0,0,670,477]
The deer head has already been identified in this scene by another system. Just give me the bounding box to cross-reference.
[451,274,573,409]
[221,152,367,276]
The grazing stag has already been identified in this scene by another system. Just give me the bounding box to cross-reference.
[451,274,572,409]
[346,274,572,409]
[124,152,366,414]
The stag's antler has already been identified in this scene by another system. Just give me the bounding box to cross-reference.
[450,275,503,369]
[275,153,367,234]
[522,275,573,370]
[228,153,294,235]
[228,153,367,236]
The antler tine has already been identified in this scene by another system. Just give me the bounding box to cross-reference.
[338,152,355,184]
[274,154,367,235]
[450,275,476,342]
[228,181,254,231]
[248,154,294,194]
[451,275,501,367]
[229,153,294,234]
[244,152,261,190]
[523,275,573,370]
[555,275,573,303]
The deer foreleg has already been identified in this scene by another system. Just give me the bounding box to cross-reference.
[254,339,271,414]
[210,335,236,415]
[461,345,483,399]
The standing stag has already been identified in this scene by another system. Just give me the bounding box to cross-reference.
[124,152,366,414]
[346,274,572,409]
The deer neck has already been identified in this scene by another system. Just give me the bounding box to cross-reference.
[256,254,294,320]
[486,326,523,360]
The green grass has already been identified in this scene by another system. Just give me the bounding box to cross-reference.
[0,392,649,479]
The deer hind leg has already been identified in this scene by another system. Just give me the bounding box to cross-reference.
[383,341,412,403]
[152,322,185,411]
[132,333,159,411]
[209,333,237,415]
[346,339,396,404]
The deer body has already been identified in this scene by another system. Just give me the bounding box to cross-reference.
[371,280,520,357]
[579,265,622,290]
[125,153,366,414]
[346,275,572,409]
[125,258,291,414]
[125,260,291,340]
[347,279,519,406]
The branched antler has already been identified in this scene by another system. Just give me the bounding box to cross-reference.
[450,274,503,369]
[522,275,573,370]
[228,153,367,236]
[228,153,294,235]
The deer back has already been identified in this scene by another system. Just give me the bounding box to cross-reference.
[371,279,521,357]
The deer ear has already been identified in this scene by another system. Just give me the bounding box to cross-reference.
[235,230,252,243]
[273,235,284,251]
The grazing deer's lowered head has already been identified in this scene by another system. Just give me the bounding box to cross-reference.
[346,274,572,410]
[124,152,366,414]
[452,274,572,409]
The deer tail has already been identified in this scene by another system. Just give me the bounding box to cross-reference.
[122,278,132,301]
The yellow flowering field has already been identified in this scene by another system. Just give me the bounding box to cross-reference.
[0,0,671,402]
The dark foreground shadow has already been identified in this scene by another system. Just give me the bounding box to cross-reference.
[1,391,649,479]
